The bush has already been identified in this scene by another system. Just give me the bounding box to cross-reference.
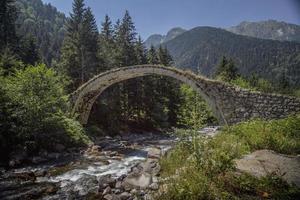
[0,64,90,159]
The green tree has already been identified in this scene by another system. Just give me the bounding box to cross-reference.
[114,10,137,67]
[158,45,173,66]
[0,0,18,52]
[215,56,239,82]
[135,36,148,65]
[19,36,40,65]
[0,48,24,76]
[147,45,159,64]
[177,84,216,129]
[99,14,116,70]
[3,64,89,153]
[82,7,100,75]
[60,0,100,90]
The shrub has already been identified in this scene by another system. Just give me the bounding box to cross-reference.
[0,64,90,157]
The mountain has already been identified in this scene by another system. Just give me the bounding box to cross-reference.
[227,20,300,43]
[15,0,67,65]
[162,26,300,86]
[145,27,186,48]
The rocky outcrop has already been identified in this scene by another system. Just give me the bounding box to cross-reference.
[235,150,300,187]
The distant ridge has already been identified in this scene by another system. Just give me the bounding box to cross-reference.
[227,20,300,43]
[145,27,186,48]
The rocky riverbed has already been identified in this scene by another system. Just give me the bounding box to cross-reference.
[0,132,176,200]
[0,127,220,200]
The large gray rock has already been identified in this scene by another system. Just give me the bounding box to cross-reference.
[147,147,161,159]
[139,159,161,176]
[123,172,152,189]
[235,150,300,187]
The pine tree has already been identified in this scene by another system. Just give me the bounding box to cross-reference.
[158,45,173,66]
[215,56,228,78]
[215,56,239,82]
[226,58,239,80]
[99,15,115,70]
[60,0,100,90]
[135,36,147,65]
[147,45,159,64]
[19,36,40,65]
[82,7,100,75]
[114,10,137,67]
[0,0,18,52]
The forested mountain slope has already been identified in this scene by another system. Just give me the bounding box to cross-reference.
[16,0,67,65]
[162,26,300,86]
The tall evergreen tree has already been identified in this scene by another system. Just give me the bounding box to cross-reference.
[147,45,159,64]
[114,10,137,67]
[215,56,239,82]
[158,45,173,66]
[99,15,115,70]
[19,36,40,65]
[135,36,148,65]
[60,0,99,90]
[0,0,18,52]
[82,7,100,75]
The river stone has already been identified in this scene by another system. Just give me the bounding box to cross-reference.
[73,174,99,196]
[31,156,47,164]
[103,186,112,195]
[119,192,131,200]
[115,181,123,189]
[104,194,121,200]
[147,147,161,159]
[235,150,300,187]
[123,172,152,189]
[140,159,160,175]
[99,174,116,190]
[148,182,159,190]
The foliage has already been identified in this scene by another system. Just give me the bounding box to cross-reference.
[177,84,216,129]
[158,115,300,200]
[0,64,90,161]
[16,0,67,65]
[60,0,100,90]
[215,56,239,82]
[0,48,25,76]
[0,0,18,52]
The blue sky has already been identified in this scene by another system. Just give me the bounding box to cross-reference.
[42,0,300,39]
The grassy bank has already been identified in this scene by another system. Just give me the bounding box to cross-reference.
[157,115,300,200]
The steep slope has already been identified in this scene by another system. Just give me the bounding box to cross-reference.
[163,27,300,86]
[16,0,67,65]
[228,20,300,43]
[145,27,186,48]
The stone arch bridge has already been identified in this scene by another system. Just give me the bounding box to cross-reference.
[70,65,300,125]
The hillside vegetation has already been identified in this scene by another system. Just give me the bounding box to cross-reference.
[158,115,300,200]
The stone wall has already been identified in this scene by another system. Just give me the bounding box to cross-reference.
[71,65,300,125]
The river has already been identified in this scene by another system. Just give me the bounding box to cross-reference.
[0,127,220,200]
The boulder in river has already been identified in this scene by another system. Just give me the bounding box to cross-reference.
[147,147,161,159]
[98,174,116,191]
[123,172,152,189]
[104,194,121,200]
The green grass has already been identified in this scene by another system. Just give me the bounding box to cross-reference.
[157,115,300,200]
